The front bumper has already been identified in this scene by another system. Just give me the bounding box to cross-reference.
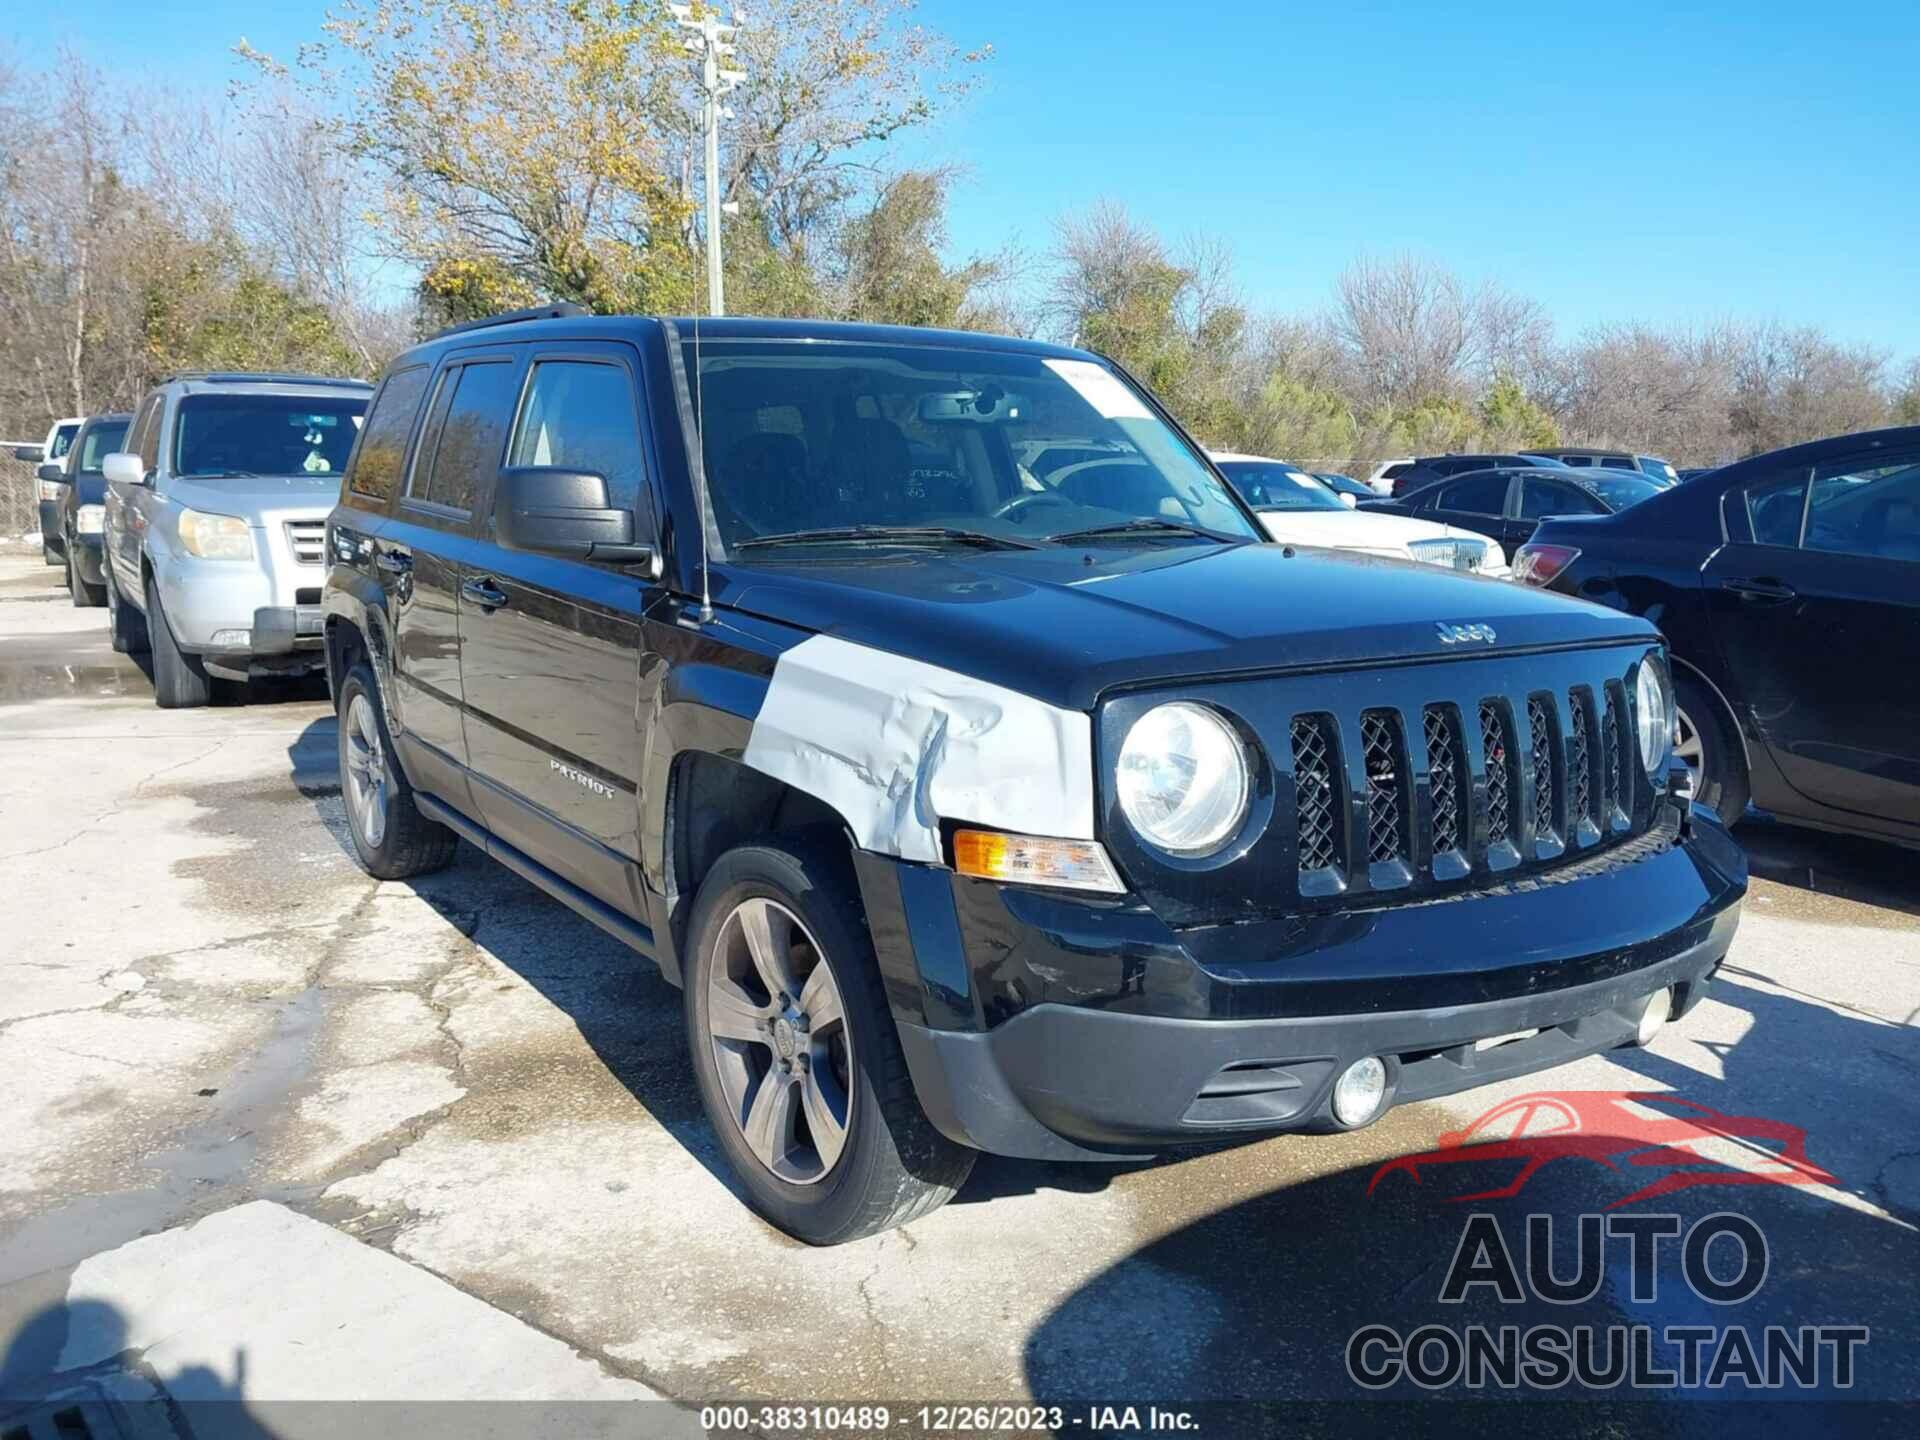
[861,806,1747,1160]
[152,548,325,665]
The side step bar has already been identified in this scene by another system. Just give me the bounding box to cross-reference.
[411,792,656,958]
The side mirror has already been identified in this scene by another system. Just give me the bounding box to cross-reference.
[1340,493,1358,508]
[37,462,67,484]
[102,452,147,486]
[12,444,44,463]
[494,466,658,572]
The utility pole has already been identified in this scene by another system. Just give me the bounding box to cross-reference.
[671,4,746,316]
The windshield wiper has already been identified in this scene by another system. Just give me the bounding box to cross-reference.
[186,470,264,479]
[1048,518,1234,545]
[734,525,1039,552]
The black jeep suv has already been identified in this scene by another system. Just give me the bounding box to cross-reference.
[322,309,1746,1243]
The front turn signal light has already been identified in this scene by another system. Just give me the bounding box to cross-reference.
[952,828,1125,895]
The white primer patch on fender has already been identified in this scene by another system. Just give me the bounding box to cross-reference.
[742,635,1095,864]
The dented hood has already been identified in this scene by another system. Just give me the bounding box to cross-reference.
[725,539,1654,712]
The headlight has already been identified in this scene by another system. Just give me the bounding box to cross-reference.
[76,504,105,535]
[1636,659,1672,776]
[178,508,254,560]
[38,477,66,501]
[1116,702,1250,856]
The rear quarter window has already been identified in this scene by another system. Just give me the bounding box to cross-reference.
[349,365,432,504]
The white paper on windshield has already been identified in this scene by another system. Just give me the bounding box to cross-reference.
[1045,359,1152,421]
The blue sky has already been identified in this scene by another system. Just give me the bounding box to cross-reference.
[12,0,1917,358]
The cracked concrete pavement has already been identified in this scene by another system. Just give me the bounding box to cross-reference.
[1,546,1916,1427]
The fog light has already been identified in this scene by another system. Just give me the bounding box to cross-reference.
[1631,987,1673,1047]
[208,628,251,648]
[1332,1055,1389,1127]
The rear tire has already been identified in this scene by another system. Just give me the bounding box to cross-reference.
[146,577,212,709]
[684,834,975,1244]
[1673,673,1749,824]
[105,562,149,655]
[336,663,459,879]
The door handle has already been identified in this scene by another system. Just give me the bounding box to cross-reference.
[1720,577,1797,603]
[462,577,509,611]
[376,551,412,574]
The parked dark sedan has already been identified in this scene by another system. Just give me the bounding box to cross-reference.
[1363,466,1664,554]
[45,412,131,607]
[1387,452,1569,497]
[1514,426,1920,848]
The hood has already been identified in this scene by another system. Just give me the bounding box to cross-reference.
[724,540,1654,711]
[167,473,341,524]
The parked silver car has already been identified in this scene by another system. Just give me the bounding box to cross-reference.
[101,372,372,707]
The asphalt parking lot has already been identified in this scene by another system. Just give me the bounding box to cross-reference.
[1,544,1916,1434]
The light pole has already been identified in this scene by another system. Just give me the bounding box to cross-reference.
[671,4,746,316]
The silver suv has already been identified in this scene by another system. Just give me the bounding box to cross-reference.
[102,373,372,707]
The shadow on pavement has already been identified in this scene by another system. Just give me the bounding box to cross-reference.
[1,1298,272,1438]
[1023,967,1919,1433]
[1732,818,1920,918]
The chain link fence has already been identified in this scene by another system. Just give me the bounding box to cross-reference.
[1,451,41,540]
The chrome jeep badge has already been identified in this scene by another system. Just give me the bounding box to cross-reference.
[1436,622,1497,646]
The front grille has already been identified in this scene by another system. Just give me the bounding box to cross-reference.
[1527,695,1557,839]
[1424,707,1463,856]
[1601,686,1622,817]
[286,520,326,566]
[1262,647,1657,905]
[1567,688,1593,831]
[1362,711,1408,864]
[1481,701,1514,847]
[1291,715,1339,873]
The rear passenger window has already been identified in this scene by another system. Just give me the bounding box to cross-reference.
[1520,479,1605,519]
[510,361,646,511]
[1437,474,1510,515]
[421,361,521,513]
[1560,455,1594,466]
[351,365,430,502]
[131,396,163,473]
[1744,470,1808,547]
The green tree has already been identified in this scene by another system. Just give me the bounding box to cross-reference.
[833,171,998,330]
[1478,371,1559,448]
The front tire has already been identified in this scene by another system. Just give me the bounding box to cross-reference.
[105,562,149,655]
[42,539,62,566]
[146,577,212,709]
[336,664,458,879]
[1673,674,1749,823]
[684,835,975,1245]
[68,547,105,608]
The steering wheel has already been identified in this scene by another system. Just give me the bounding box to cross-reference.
[991,492,1078,522]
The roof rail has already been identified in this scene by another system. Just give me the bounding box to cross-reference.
[427,302,595,341]
[160,372,374,389]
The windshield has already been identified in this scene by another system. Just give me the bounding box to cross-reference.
[1216,461,1347,512]
[75,421,129,473]
[1581,472,1664,510]
[679,339,1258,553]
[173,393,367,478]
